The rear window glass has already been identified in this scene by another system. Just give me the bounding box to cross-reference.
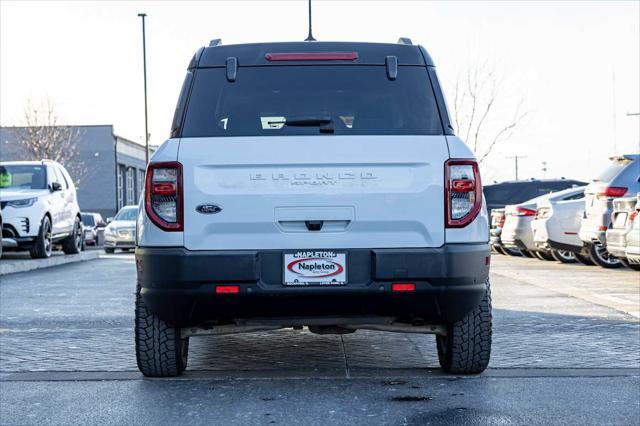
[181,66,443,137]
[81,214,95,226]
[596,158,633,182]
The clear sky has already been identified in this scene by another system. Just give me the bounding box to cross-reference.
[1,0,638,182]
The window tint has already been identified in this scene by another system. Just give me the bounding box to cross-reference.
[81,214,95,226]
[0,165,47,190]
[182,66,443,137]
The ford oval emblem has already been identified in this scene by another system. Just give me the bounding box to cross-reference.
[196,204,223,214]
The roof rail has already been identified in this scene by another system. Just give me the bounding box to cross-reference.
[397,37,412,45]
[209,38,222,47]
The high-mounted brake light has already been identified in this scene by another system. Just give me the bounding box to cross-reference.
[445,159,482,228]
[145,162,183,232]
[265,52,358,61]
[598,187,627,197]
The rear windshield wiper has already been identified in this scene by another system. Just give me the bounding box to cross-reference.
[268,117,334,134]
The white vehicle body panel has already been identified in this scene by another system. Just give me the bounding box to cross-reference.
[531,198,584,249]
[177,135,449,250]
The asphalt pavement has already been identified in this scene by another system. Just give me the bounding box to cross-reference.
[1,252,639,425]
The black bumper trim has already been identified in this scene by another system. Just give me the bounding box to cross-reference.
[136,244,490,326]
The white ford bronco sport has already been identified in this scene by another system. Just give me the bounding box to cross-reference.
[135,39,491,377]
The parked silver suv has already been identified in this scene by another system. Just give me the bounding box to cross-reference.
[579,155,640,268]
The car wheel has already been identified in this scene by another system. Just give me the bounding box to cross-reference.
[534,250,554,261]
[104,248,115,254]
[436,279,492,374]
[62,217,82,254]
[502,247,522,257]
[29,216,53,259]
[619,258,640,271]
[520,249,535,258]
[575,252,595,265]
[135,285,189,377]
[493,246,506,255]
[551,249,576,263]
[587,243,622,269]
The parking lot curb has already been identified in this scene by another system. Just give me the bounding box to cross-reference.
[0,250,101,276]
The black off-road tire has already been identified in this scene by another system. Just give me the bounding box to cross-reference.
[29,216,53,259]
[104,248,115,254]
[135,285,189,377]
[437,279,492,374]
[62,217,82,255]
[619,258,640,271]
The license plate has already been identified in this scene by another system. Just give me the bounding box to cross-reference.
[283,251,347,286]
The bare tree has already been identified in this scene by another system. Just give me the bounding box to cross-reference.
[450,61,528,164]
[11,100,87,187]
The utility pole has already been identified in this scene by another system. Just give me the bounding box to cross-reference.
[138,13,149,164]
[506,155,527,180]
[541,161,548,179]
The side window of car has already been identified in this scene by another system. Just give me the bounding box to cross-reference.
[46,165,59,187]
[563,192,585,201]
[58,166,73,190]
[53,167,68,189]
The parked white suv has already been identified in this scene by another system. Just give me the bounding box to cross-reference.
[0,160,82,258]
[135,40,491,377]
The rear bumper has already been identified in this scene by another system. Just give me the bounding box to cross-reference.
[605,229,629,257]
[136,244,490,327]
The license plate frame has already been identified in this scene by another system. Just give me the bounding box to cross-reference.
[283,251,347,286]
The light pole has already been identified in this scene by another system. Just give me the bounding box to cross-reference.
[138,13,149,164]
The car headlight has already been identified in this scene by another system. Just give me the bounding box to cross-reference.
[104,227,117,236]
[6,198,37,208]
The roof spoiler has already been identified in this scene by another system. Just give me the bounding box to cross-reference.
[608,155,637,162]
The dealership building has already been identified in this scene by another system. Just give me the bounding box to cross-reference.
[0,125,152,218]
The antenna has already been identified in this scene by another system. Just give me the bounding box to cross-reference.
[305,0,316,41]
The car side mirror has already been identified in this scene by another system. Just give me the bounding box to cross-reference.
[106,217,114,224]
[50,182,62,192]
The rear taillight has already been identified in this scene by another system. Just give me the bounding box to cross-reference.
[445,159,482,228]
[536,207,550,219]
[598,187,627,197]
[514,207,537,217]
[630,211,638,222]
[145,162,183,231]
